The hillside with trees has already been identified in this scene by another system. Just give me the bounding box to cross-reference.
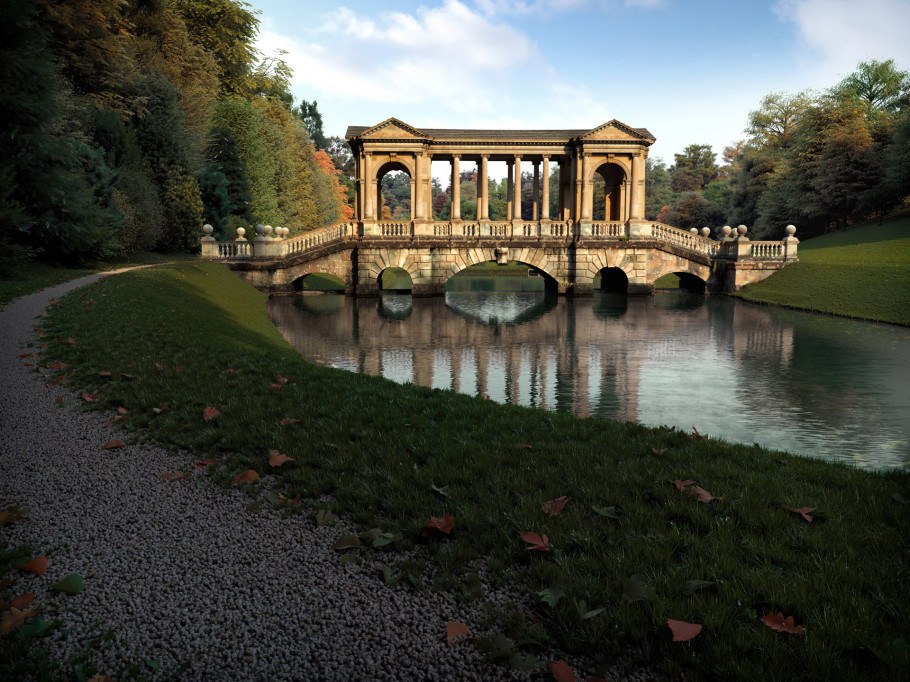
[0,0,350,276]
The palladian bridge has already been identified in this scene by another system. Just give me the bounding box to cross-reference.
[201,118,799,295]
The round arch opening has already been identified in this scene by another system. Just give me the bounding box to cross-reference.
[591,163,626,222]
[654,272,707,294]
[379,267,413,293]
[593,267,628,294]
[445,260,558,294]
[376,163,413,222]
[292,272,345,293]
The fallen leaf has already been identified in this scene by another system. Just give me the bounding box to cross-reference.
[97,371,112,377]
[688,485,723,504]
[519,531,551,552]
[652,447,668,455]
[333,535,362,550]
[0,510,24,526]
[280,418,300,426]
[155,363,163,371]
[152,404,170,414]
[18,353,37,358]
[232,470,259,485]
[668,619,703,642]
[88,676,115,682]
[161,471,183,481]
[761,612,805,635]
[203,406,219,421]
[80,392,98,402]
[117,407,129,415]
[447,621,472,646]
[224,368,236,373]
[316,510,337,526]
[102,439,125,450]
[516,443,533,449]
[269,450,293,467]
[11,593,36,609]
[119,372,134,379]
[591,505,620,519]
[194,459,214,470]
[783,505,816,522]
[0,606,41,635]
[542,496,568,517]
[422,514,455,537]
[18,557,48,576]
[269,383,282,390]
[550,659,576,682]
[277,374,290,384]
[51,574,84,595]
[690,427,708,439]
[672,479,695,491]
[431,482,449,497]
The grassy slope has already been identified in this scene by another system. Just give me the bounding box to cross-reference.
[735,214,910,325]
[30,261,910,681]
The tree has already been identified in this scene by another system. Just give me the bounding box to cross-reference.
[325,136,354,177]
[294,99,327,149]
[671,144,718,193]
[667,192,725,230]
[746,90,815,148]
[833,59,910,112]
[645,157,673,220]
[725,147,780,229]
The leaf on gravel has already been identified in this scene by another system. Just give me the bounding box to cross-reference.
[316,510,337,526]
[422,514,455,537]
[519,531,550,552]
[360,528,383,542]
[269,450,293,467]
[245,502,262,512]
[431,482,449,497]
[11,593,36,609]
[783,505,816,522]
[81,392,98,402]
[203,406,219,421]
[761,612,805,635]
[550,659,576,681]
[333,535,362,550]
[373,532,402,547]
[542,496,568,517]
[475,632,514,659]
[161,471,183,481]
[623,574,655,602]
[591,504,620,519]
[87,675,115,682]
[684,580,715,594]
[0,510,25,526]
[102,439,125,450]
[18,557,48,576]
[668,619,703,642]
[339,554,358,565]
[231,470,259,485]
[446,621,472,646]
[51,574,84,595]
[20,617,51,637]
[279,418,300,426]
[0,606,41,635]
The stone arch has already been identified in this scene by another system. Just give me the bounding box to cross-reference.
[441,248,559,290]
[374,160,415,221]
[590,162,628,222]
[594,266,629,293]
[648,253,711,292]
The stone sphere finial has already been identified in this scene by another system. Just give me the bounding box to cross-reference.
[236,227,246,238]
[786,225,797,236]
[737,225,748,236]
[722,226,732,237]
[264,225,273,237]
[689,228,698,234]
[255,224,265,235]
[203,224,213,236]
[701,227,710,237]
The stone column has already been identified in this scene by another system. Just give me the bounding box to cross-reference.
[354,153,362,220]
[409,178,416,221]
[532,161,540,221]
[581,153,592,220]
[506,161,513,220]
[630,153,645,220]
[376,182,383,220]
[571,152,580,223]
[557,158,566,220]
[513,155,522,220]
[426,154,434,221]
[364,153,373,220]
[541,155,550,220]
[451,155,461,221]
[479,155,489,220]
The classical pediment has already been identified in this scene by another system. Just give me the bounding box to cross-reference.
[580,120,655,142]
[356,118,430,140]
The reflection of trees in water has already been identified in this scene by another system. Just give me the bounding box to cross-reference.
[444,291,558,326]
[291,293,345,315]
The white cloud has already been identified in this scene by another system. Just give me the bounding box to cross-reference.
[775,0,910,83]
[474,0,662,14]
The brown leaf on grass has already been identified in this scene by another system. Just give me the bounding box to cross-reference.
[519,531,551,552]
[671,479,695,491]
[117,407,129,415]
[687,485,723,504]
[203,406,219,421]
[269,383,282,390]
[783,505,816,522]
[223,368,236,373]
[690,427,708,439]
[232,470,259,485]
[550,659,576,682]
[155,363,163,371]
[269,450,293,467]
[152,405,169,414]
[119,372,134,379]
[761,612,805,635]
[18,557,48,576]
[11,593,36,609]
[280,418,300,426]
[446,621,472,646]
[516,443,533,449]
[102,440,125,450]
[97,371,112,377]
[288,493,301,508]
[0,606,41,635]
[422,514,455,537]
[277,374,295,384]
[48,362,69,370]
[80,392,98,402]
[652,448,668,455]
[542,496,568,517]
[668,619,703,642]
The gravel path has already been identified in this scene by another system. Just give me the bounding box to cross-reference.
[0,270,658,681]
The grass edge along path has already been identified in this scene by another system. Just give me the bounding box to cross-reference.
[735,214,910,326]
[30,261,910,681]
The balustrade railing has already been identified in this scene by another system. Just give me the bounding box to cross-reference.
[211,240,252,258]
[590,222,624,237]
[279,222,355,256]
[649,223,720,256]
[749,242,785,258]
[379,221,411,237]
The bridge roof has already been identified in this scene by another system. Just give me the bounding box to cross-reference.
[345,119,655,143]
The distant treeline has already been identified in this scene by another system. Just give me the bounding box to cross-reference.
[0,0,349,274]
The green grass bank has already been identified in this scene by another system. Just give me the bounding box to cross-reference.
[735,214,910,325]
[24,262,910,680]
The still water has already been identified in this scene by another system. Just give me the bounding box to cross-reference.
[268,290,910,469]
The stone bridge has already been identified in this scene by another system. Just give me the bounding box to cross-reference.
[201,119,798,295]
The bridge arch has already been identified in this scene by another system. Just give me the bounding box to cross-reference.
[378,266,413,292]
[649,254,712,293]
[441,248,560,292]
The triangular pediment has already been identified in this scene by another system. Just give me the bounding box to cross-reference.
[580,120,654,142]
[357,118,430,140]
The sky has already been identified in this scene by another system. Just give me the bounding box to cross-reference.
[253,0,910,166]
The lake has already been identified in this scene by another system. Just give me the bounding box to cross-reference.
[268,289,910,469]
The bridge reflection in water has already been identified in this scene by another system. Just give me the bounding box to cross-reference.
[267,292,910,469]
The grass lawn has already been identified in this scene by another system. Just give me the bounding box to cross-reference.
[22,260,910,680]
[735,213,910,325]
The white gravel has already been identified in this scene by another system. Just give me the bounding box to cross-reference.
[0,269,661,681]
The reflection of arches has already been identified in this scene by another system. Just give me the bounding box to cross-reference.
[592,291,628,319]
[291,292,345,315]
[445,291,558,326]
[375,162,413,222]
[379,267,413,292]
[446,260,558,294]
[378,293,413,320]
[292,272,345,292]
[591,163,626,221]
[444,254,559,293]
[594,267,628,294]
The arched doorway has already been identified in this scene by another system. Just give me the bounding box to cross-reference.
[376,162,413,222]
[592,163,626,221]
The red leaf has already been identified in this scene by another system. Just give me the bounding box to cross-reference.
[783,505,815,522]
[519,531,551,551]
[550,659,576,682]
[117,407,129,415]
[672,479,695,491]
[422,514,455,536]
[11,593,36,609]
[203,406,219,421]
[761,612,805,635]
[688,485,723,504]
[280,418,300,426]
[516,443,533,449]
[269,450,293,467]
[269,383,282,390]
[277,374,295,384]
[102,439,125,450]
[224,368,236,373]
[18,558,48,576]
[81,392,97,402]
[668,619,703,642]
[446,621,471,646]
[542,496,568,517]
[232,470,259,485]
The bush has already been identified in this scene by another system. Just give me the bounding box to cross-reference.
[162,171,203,252]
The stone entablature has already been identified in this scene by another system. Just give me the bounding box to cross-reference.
[344,118,655,230]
